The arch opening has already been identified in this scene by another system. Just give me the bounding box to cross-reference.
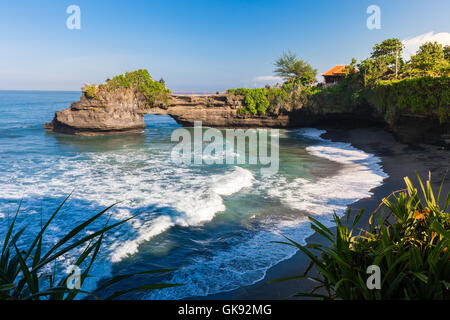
[143,114,181,129]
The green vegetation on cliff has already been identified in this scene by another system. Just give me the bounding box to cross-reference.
[227,38,450,124]
[310,74,449,124]
[85,85,99,100]
[228,76,449,123]
[227,81,321,116]
[367,77,450,123]
[86,69,171,107]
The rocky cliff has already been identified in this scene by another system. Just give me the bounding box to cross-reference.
[45,85,148,135]
[161,95,292,127]
[45,85,449,147]
[45,87,294,135]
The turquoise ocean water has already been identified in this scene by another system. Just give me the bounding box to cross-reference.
[0,90,387,299]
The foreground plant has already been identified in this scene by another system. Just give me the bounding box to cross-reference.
[0,195,181,300]
[272,173,450,299]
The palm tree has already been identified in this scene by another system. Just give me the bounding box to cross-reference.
[274,51,317,85]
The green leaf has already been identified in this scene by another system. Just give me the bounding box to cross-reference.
[23,287,101,300]
[1,199,22,264]
[31,210,144,273]
[105,283,183,300]
[411,272,428,284]
[267,275,307,284]
[292,292,331,300]
[22,193,72,263]
[13,243,37,296]
[96,269,175,292]
[0,283,16,291]
[39,202,118,263]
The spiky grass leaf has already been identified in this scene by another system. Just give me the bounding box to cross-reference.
[105,283,183,300]
[96,269,175,292]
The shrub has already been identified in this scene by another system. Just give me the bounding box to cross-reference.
[367,76,450,123]
[228,75,448,124]
[271,173,450,300]
[228,82,323,116]
[228,88,270,115]
[97,69,171,107]
[309,76,363,112]
[85,86,99,100]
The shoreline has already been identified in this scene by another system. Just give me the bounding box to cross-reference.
[188,124,450,300]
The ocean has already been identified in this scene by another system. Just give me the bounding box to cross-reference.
[0,90,387,299]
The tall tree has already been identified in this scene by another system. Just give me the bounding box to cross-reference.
[443,45,450,62]
[410,42,447,76]
[357,57,389,86]
[371,38,404,77]
[274,51,317,85]
[371,38,404,59]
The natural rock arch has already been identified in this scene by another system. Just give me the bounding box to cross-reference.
[45,90,293,136]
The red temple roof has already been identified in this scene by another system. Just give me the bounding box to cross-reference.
[321,65,348,76]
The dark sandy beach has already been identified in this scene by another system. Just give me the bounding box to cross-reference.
[191,124,450,300]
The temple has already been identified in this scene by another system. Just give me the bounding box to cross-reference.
[321,65,349,85]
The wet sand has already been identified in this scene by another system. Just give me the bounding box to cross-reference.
[190,125,450,300]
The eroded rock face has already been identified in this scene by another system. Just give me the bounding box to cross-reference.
[45,88,295,136]
[161,95,292,127]
[45,86,148,135]
[44,87,449,147]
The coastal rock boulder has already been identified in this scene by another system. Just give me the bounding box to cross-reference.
[45,85,148,135]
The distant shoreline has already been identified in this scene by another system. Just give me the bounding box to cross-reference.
[0,90,225,95]
[0,89,81,93]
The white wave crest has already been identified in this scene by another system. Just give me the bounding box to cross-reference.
[149,128,388,299]
[110,166,254,262]
[269,128,387,215]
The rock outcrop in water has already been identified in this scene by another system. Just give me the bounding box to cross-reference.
[45,86,294,135]
[45,85,148,135]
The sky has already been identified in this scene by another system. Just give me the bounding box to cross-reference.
[0,0,449,91]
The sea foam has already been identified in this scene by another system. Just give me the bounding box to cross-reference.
[267,129,387,214]
[0,125,386,300]
[110,166,254,262]
[147,128,388,299]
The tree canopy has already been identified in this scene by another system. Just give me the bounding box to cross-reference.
[410,42,448,76]
[370,38,404,77]
[355,38,449,85]
[444,45,450,61]
[274,51,317,85]
[371,38,404,60]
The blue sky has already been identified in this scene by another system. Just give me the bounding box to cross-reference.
[0,0,449,91]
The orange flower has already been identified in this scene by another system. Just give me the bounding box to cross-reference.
[414,210,426,220]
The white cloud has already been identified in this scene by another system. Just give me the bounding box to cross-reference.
[402,32,450,59]
[252,75,283,83]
